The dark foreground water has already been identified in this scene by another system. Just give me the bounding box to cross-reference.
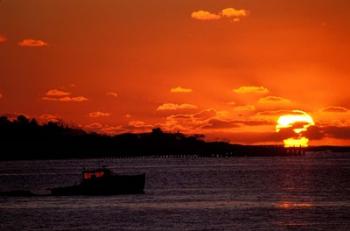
[0,153,350,231]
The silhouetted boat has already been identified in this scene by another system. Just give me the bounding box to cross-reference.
[51,168,145,196]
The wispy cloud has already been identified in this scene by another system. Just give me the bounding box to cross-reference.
[0,93,3,99]
[46,89,71,97]
[233,86,269,94]
[39,114,61,123]
[42,96,88,102]
[191,10,221,21]
[192,7,249,22]
[161,108,269,134]
[258,96,292,105]
[255,110,292,121]
[157,103,198,111]
[321,106,349,113]
[18,39,48,47]
[106,91,118,97]
[200,119,240,130]
[42,89,88,102]
[101,125,124,135]
[88,111,111,118]
[233,105,256,112]
[170,86,193,93]
[193,109,217,121]
[92,120,154,135]
[61,96,88,102]
[127,120,154,130]
[85,122,104,130]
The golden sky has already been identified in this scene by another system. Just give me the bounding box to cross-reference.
[1,0,350,145]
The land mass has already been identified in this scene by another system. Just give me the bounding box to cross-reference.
[0,115,349,160]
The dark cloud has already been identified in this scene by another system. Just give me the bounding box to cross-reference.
[322,126,350,140]
[322,106,349,113]
[201,119,240,129]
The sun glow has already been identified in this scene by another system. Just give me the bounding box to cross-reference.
[276,110,315,147]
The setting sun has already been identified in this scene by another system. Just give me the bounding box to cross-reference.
[282,137,310,148]
[276,110,315,147]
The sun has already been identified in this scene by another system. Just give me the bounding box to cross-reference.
[276,110,315,147]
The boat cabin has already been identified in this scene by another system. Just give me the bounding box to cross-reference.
[82,168,112,181]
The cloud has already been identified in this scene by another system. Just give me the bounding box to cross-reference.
[46,89,71,97]
[191,10,221,21]
[106,91,118,97]
[61,96,88,102]
[42,89,88,102]
[170,87,193,93]
[236,120,273,126]
[233,105,256,112]
[0,93,2,99]
[322,126,350,140]
[304,126,325,140]
[127,120,154,130]
[221,8,248,22]
[96,120,154,135]
[163,114,200,132]
[201,119,240,130]
[321,106,349,113]
[161,109,222,132]
[162,108,271,135]
[202,118,271,130]
[233,86,269,94]
[101,125,124,135]
[253,110,292,124]
[258,96,292,105]
[42,96,88,102]
[18,39,48,47]
[39,114,61,123]
[88,111,111,118]
[192,8,249,22]
[216,127,321,145]
[301,125,350,141]
[193,109,217,121]
[157,103,198,111]
[256,110,292,117]
[211,131,285,144]
[0,35,7,43]
[85,122,104,130]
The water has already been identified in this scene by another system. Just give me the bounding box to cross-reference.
[1,154,350,231]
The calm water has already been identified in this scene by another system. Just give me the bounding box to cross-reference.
[1,154,350,231]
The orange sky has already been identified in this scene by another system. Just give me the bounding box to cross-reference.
[1,0,350,145]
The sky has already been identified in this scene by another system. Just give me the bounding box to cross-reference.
[1,0,350,145]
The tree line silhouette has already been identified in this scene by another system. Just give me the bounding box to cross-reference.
[0,115,347,160]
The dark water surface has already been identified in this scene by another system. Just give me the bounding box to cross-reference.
[1,154,350,231]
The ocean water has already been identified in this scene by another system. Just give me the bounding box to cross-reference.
[0,154,350,231]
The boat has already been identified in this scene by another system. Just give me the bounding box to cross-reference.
[51,168,145,196]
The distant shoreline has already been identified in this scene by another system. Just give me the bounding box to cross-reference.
[1,147,349,161]
[1,115,349,161]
